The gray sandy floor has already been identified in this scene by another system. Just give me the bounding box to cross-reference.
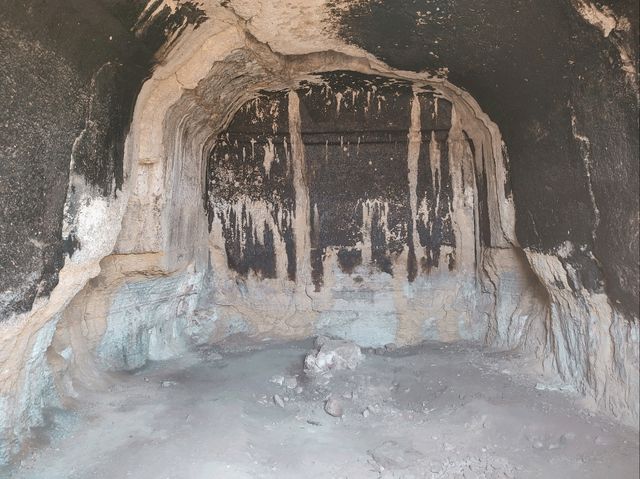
[6,340,639,479]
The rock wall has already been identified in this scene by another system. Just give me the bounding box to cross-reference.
[0,0,207,463]
[202,72,516,346]
[329,0,639,319]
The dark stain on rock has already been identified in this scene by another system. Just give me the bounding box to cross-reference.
[1,0,207,318]
[297,71,413,284]
[311,248,324,291]
[415,95,456,269]
[329,0,639,316]
[208,91,295,280]
[337,248,362,274]
[219,206,277,279]
[475,149,492,248]
[207,72,468,289]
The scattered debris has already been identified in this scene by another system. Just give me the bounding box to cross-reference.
[304,338,363,375]
[270,375,285,386]
[11,342,636,478]
[367,404,381,415]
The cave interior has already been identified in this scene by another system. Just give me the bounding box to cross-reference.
[0,1,638,477]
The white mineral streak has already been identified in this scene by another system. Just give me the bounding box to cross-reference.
[429,130,442,210]
[283,137,290,170]
[288,91,312,296]
[570,0,636,88]
[407,92,421,255]
[335,91,343,115]
[570,106,600,237]
[448,104,477,271]
[262,138,277,177]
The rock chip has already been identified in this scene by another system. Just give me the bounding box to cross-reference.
[368,441,424,470]
[273,394,285,408]
[270,375,285,386]
[284,376,298,389]
[324,398,344,417]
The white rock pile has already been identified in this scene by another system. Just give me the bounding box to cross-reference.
[303,336,364,376]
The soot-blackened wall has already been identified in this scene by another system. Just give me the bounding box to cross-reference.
[0,0,207,320]
[328,0,639,318]
[204,72,485,345]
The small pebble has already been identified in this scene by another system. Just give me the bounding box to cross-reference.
[594,435,609,446]
[273,394,285,408]
[324,398,344,417]
[270,376,284,386]
[284,376,298,389]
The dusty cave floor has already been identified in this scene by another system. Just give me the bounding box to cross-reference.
[6,340,639,479]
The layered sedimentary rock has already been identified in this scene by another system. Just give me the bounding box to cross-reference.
[0,0,637,466]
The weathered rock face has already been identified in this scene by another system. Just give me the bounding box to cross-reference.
[203,72,518,345]
[0,0,184,319]
[0,0,637,466]
[328,0,639,319]
[0,0,207,463]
